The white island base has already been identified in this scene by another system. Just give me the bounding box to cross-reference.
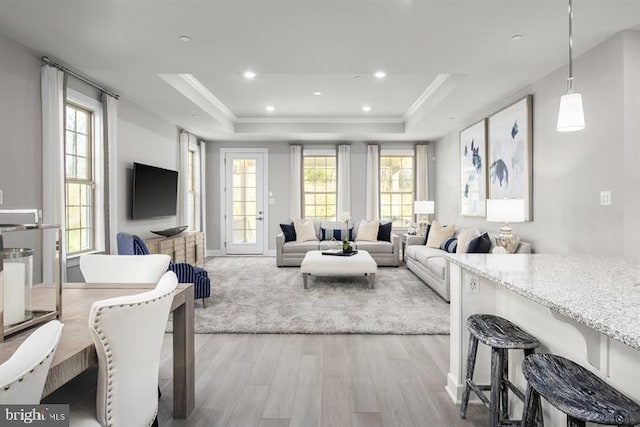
[447,255,640,427]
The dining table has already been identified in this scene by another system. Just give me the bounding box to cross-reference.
[0,282,195,419]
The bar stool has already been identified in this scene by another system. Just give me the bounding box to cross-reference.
[460,314,542,427]
[522,353,640,427]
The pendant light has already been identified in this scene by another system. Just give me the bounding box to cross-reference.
[557,0,585,132]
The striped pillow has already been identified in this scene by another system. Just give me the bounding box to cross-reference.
[321,227,354,241]
[440,236,458,253]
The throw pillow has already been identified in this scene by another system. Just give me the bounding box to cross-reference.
[422,223,432,245]
[279,223,296,242]
[456,227,481,254]
[293,219,317,242]
[321,227,354,241]
[440,236,458,253]
[426,220,455,248]
[377,221,392,242]
[468,232,492,253]
[357,219,379,241]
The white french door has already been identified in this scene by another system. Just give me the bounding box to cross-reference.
[221,149,268,254]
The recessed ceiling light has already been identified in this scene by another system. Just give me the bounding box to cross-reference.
[362,105,372,112]
[354,75,364,80]
[192,114,199,118]
[178,35,192,42]
[265,105,275,112]
[511,34,523,41]
[449,116,456,120]
[243,70,257,80]
[374,71,387,79]
[313,91,323,96]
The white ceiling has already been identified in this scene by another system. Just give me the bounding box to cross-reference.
[0,0,638,141]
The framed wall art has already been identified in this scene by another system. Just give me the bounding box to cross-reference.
[460,119,487,217]
[488,95,533,221]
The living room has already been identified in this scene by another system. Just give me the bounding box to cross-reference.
[1,2,639,427]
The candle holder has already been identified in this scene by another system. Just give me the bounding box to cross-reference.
[0,209,63,341]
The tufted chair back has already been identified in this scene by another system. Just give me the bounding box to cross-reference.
[0,320,64,404]
[89,271,177,426]
[80,254,170,284]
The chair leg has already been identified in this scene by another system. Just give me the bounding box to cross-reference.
[460,334,479,419]
[522,383,538,427]
[566,416,585,427]
[501,348,509,422]
[490,347,503,427]
[202,297,206,308]
[524,349,544,427]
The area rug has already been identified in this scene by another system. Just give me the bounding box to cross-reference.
[182,256,449,335]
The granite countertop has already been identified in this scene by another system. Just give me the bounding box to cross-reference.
[446,254,640,351]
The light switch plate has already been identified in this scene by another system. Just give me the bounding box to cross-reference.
[0,189,3,205]
[600,191,612,206]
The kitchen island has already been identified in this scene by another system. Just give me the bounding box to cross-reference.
[446,254,640,427]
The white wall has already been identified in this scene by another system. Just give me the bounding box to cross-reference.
[434,31,640,259]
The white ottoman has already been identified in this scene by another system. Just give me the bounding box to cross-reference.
[300,250,378,289]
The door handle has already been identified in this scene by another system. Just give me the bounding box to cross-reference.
[256,217,263,221]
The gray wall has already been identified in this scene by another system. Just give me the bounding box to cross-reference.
[205,140,436,252]
[433,31,640,259]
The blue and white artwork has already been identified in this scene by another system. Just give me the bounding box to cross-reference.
[460,120,487,217]
[488,96,533,220]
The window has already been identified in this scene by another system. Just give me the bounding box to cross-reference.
[380,153,414,228]
[303,153,337,221]
[65,103,95,255]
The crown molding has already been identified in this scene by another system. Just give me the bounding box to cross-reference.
[233,116,403,124]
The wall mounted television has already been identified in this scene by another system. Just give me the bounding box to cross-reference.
[131,162,178,219]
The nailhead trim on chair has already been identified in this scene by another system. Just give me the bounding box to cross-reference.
[2,347,55,391]
[92,291,172,427]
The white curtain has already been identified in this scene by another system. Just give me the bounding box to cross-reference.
[178,131,190,227]
[415,143,429,201]
[199,141,207,245]
[336,144,351,216]
[41,65,66,283]
[102,93,118,253]
[290,144,303,219]
[365,144,380,220]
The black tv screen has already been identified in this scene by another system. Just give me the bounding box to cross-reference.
[131,162,178,219]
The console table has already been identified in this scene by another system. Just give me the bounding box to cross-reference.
[144,231,205,268]
[446,254,640,427]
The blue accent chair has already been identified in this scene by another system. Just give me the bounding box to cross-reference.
[116,232,211,306]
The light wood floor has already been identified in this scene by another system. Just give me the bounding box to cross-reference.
[157,334,489,427]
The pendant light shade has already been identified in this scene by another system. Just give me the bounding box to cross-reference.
[557,0,585,132]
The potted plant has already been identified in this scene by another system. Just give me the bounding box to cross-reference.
[342,239,353,254]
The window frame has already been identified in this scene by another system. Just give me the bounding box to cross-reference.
[379,148,415,229]
[187,140,201,231]
[65,89,105,260]
[302,148,337,221]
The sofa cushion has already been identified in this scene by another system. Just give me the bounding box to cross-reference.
[280,223,296,242]
[426,220,455,248]
[376,221,392,242]
[405,245,442,261]
[357,219,380,241]
[408,246,447,280]
[354,240,394,254]
[425,256,447,280]
[294,219,317,242]
[319,240,346,250]
[282,240,320,253]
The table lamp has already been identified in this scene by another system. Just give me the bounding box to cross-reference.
[414,200,435,235]
[486,199,525,253]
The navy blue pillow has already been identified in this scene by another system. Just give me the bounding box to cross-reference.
[321,227,353,241]
[377,222,392,242]
[440,236,458,253]
[280,223,296,242]
[467,232,491,253]
[422,223,432,245]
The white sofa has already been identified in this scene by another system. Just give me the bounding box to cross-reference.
[276,220,401,267]
[405,230,531,302]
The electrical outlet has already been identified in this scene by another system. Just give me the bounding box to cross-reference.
[600,191,612,206]
[466,277,479,294]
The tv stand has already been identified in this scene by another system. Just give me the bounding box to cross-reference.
[143,231,204,268]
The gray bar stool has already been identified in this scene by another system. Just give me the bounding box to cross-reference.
[460,314,542,427]
[522,353,640,427]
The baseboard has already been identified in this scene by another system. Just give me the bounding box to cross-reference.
[206,250,223,257]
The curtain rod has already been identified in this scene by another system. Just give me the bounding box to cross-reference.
[42,56,120,100]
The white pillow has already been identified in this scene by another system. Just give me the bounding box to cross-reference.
[456,227,481,254]
[294,219,317,242]
[356,219,379,241]
[426,220,455,248]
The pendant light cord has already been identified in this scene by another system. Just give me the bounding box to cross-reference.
[567,0,574,93]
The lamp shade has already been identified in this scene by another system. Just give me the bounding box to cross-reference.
[486,199,525,223]
[557,92,585,132]
[414,200,435,215]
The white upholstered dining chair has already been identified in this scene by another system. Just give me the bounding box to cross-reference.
[80,254,170,284]
[69,270,177,427]
[0,320,64,404]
